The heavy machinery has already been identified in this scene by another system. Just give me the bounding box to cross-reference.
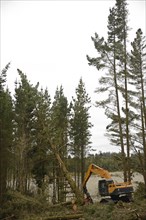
[83,164,134,203]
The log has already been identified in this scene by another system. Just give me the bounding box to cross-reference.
[135,212,146,220]
[1,215,15,220]
[50,143,84,205]
[49,201,72,208]
[45,213,83,220]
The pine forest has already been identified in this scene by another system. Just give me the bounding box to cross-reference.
[0,0,146,219]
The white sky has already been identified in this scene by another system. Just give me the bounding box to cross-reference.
[1,0,146,153]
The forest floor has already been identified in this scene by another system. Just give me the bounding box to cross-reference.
[1,172,146,220]
[19,198,146,220]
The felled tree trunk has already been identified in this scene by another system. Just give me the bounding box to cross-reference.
[45,213,83,220]
[50,143,84,205]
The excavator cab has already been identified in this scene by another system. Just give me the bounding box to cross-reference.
[98,179,114,196]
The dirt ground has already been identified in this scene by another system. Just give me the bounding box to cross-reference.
[86,172,144,202]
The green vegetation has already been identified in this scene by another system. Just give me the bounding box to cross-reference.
[0,66,92,205]
[0,184,145,220]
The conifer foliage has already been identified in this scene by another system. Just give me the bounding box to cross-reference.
[0,63,13,203]
[70,78,92,186]
[0,66,92,204]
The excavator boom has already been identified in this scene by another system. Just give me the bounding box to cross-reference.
[83,164,112,203]
[83,164,112,187]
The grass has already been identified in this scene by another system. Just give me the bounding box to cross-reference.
[0,183,146,220]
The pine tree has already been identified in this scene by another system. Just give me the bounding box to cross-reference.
[70,78,92,186]
[13,69,38,193]
[50,85,69,202]
[129,29,146,192]
[50,86,69,155]
[30,88,52,193]
[0,63,13,203]
[87,0,131,182]
[115,0,131,182]
[107,5,128,181]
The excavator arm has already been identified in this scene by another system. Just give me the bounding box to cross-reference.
[83,164,112,203]
[83,164,112,187]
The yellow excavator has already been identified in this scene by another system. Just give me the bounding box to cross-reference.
[83,164,134,203]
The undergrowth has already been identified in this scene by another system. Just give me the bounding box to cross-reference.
[0,183,146,220]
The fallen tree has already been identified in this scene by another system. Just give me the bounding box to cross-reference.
[44,213,83,220]
[49,201,72,208]
[50,143,84,205]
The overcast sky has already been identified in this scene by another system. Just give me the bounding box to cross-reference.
[1,0,146,153]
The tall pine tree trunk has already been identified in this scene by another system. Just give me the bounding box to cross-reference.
[81,145,85,186]
[124,29,131,183]
[141,103,146,193]
[0,144,7,204]
[113,35,127,182]
[141,67,146,193]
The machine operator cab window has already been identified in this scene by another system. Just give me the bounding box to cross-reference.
[98,179,114,196]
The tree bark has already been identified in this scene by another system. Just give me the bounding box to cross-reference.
[0,144,7,204]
